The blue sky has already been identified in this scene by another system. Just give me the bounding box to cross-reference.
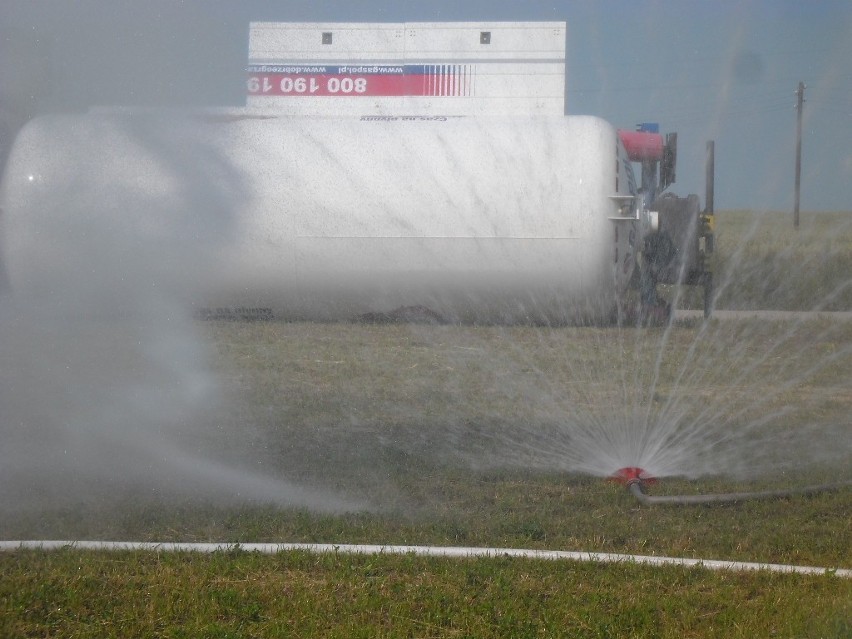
[2,0,850,211]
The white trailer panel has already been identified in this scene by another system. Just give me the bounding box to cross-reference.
[246,22,566,115]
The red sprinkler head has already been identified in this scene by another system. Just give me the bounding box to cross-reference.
[609,467,657,487]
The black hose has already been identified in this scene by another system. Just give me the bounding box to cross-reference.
[628,479,852,505]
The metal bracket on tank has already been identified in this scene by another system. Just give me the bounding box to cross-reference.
[607,194,637,218]
[608,195,658,234]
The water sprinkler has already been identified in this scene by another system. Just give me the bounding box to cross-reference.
[609,467,657,488]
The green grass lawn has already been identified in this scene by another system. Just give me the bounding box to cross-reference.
[2,548,850,639]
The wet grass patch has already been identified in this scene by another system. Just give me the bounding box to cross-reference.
[2,547,850,638]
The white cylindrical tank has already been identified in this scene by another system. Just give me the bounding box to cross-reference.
[0,112,639,323]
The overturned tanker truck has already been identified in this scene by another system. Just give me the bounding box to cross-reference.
[0,22,714,324]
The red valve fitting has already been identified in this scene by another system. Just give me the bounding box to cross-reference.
[609,467,657,487]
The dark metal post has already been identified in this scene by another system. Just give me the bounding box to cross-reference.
[703,141,715,319]
[705,141,714,216]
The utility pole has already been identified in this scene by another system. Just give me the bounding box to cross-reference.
[794,81,805,229]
